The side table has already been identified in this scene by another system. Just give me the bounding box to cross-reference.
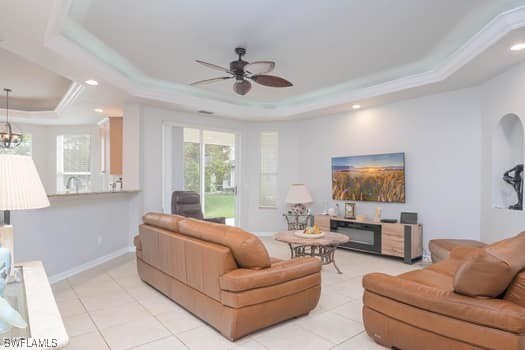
[274,231,350,274]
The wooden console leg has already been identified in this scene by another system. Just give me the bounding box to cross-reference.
[403,225,412,265]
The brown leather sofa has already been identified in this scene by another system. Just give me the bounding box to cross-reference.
[429,238,487,262]
[363,232,525,350]
[134,213,322,340]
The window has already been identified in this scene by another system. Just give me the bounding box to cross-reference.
[259,131,278,208]
[0,134,32,156]
[56,134,92,193]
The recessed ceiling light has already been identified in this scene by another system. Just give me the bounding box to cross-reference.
[510,43,525,51]
[94,108,103,113]
[352,104,361,109]
[85,79,99,86]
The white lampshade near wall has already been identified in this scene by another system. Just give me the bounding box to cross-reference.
[286,184,313,204]
[0,155,50,271]
[286,184,313,215]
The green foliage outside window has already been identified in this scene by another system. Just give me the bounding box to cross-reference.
[184,142,200,193]
[184,142,233,193]
[205,144,232,193]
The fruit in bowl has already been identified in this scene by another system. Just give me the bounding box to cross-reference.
[304,225,322,235]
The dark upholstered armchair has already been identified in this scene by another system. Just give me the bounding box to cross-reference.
[171,191,226,224]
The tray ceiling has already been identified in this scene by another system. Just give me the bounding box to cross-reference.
[2,0,525,121]
[0,48,71,111]
[70,0,495,103]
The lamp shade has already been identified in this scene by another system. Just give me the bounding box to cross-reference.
[0,155,49,210]
[285,184,313,204]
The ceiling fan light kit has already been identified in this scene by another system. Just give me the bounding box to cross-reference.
[191,47,293,95]
[234,79,252,95]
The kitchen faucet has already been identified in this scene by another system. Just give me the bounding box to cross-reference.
[65,176,81,193]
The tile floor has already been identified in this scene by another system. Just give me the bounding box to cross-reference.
[54,237,420,350]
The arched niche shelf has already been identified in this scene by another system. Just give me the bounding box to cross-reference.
[492,113,524,210]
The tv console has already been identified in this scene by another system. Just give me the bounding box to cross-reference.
[314,215,422,264]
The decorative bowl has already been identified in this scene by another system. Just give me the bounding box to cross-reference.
[294,231,325,239]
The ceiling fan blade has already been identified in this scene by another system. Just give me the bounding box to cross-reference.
[245,61,275,75]
[190,76,233,86]
[195,60,232,74]
[251,75,293,87]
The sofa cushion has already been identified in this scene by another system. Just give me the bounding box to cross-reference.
[453,249,512,297]
[178,219,271,269]
[505,270,525,307]
[454,232,525,297]
[143,212,185,232]
[221,273,320,308]
[399,269,454,291]
[220,257,321,292]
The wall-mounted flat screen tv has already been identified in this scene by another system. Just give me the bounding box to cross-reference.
[332,152,405,203]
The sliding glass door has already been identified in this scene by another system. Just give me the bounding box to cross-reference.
[168,127,238,226]
[202,130,236,225]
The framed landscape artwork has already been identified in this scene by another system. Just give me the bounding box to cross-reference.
[332,153,405,203]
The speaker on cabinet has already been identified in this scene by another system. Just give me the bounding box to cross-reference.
[400,212,418,224]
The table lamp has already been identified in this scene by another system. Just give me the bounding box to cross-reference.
[285,184,313,215]
[0,155,49,275]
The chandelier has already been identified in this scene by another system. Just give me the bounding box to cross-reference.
[0,88,23,148]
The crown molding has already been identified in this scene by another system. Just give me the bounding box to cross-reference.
[55,81,84,114]
[0,81,84,122]
[42,1,525,120]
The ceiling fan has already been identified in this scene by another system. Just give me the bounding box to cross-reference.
[190,47,293,95]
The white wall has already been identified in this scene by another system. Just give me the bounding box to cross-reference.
[138,87,484,251]
[6,122,138,279]
[297,88,482,251]
[480,62,525,243]
[139,105,300,233]
[12,193,138,277]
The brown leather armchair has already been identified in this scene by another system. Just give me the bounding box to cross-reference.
[362,232,525,350]
[171,191,225,224]
[135,213,321,340]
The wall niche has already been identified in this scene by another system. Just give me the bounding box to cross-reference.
[492,114,524,210]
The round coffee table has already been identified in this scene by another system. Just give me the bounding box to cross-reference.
[274,231,350,274]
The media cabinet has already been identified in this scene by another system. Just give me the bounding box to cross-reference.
[314,215,422,264]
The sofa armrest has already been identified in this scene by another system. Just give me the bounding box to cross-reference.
[204,217,226,224]
[363,272,525,334]
[449,245,484,260]
[220,257,321,292]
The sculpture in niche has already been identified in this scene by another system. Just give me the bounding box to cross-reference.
[503,164,523,210]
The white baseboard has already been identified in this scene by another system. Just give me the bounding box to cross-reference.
[49,247,134,284]
[253,232,275,237]
[50,231,278,284]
